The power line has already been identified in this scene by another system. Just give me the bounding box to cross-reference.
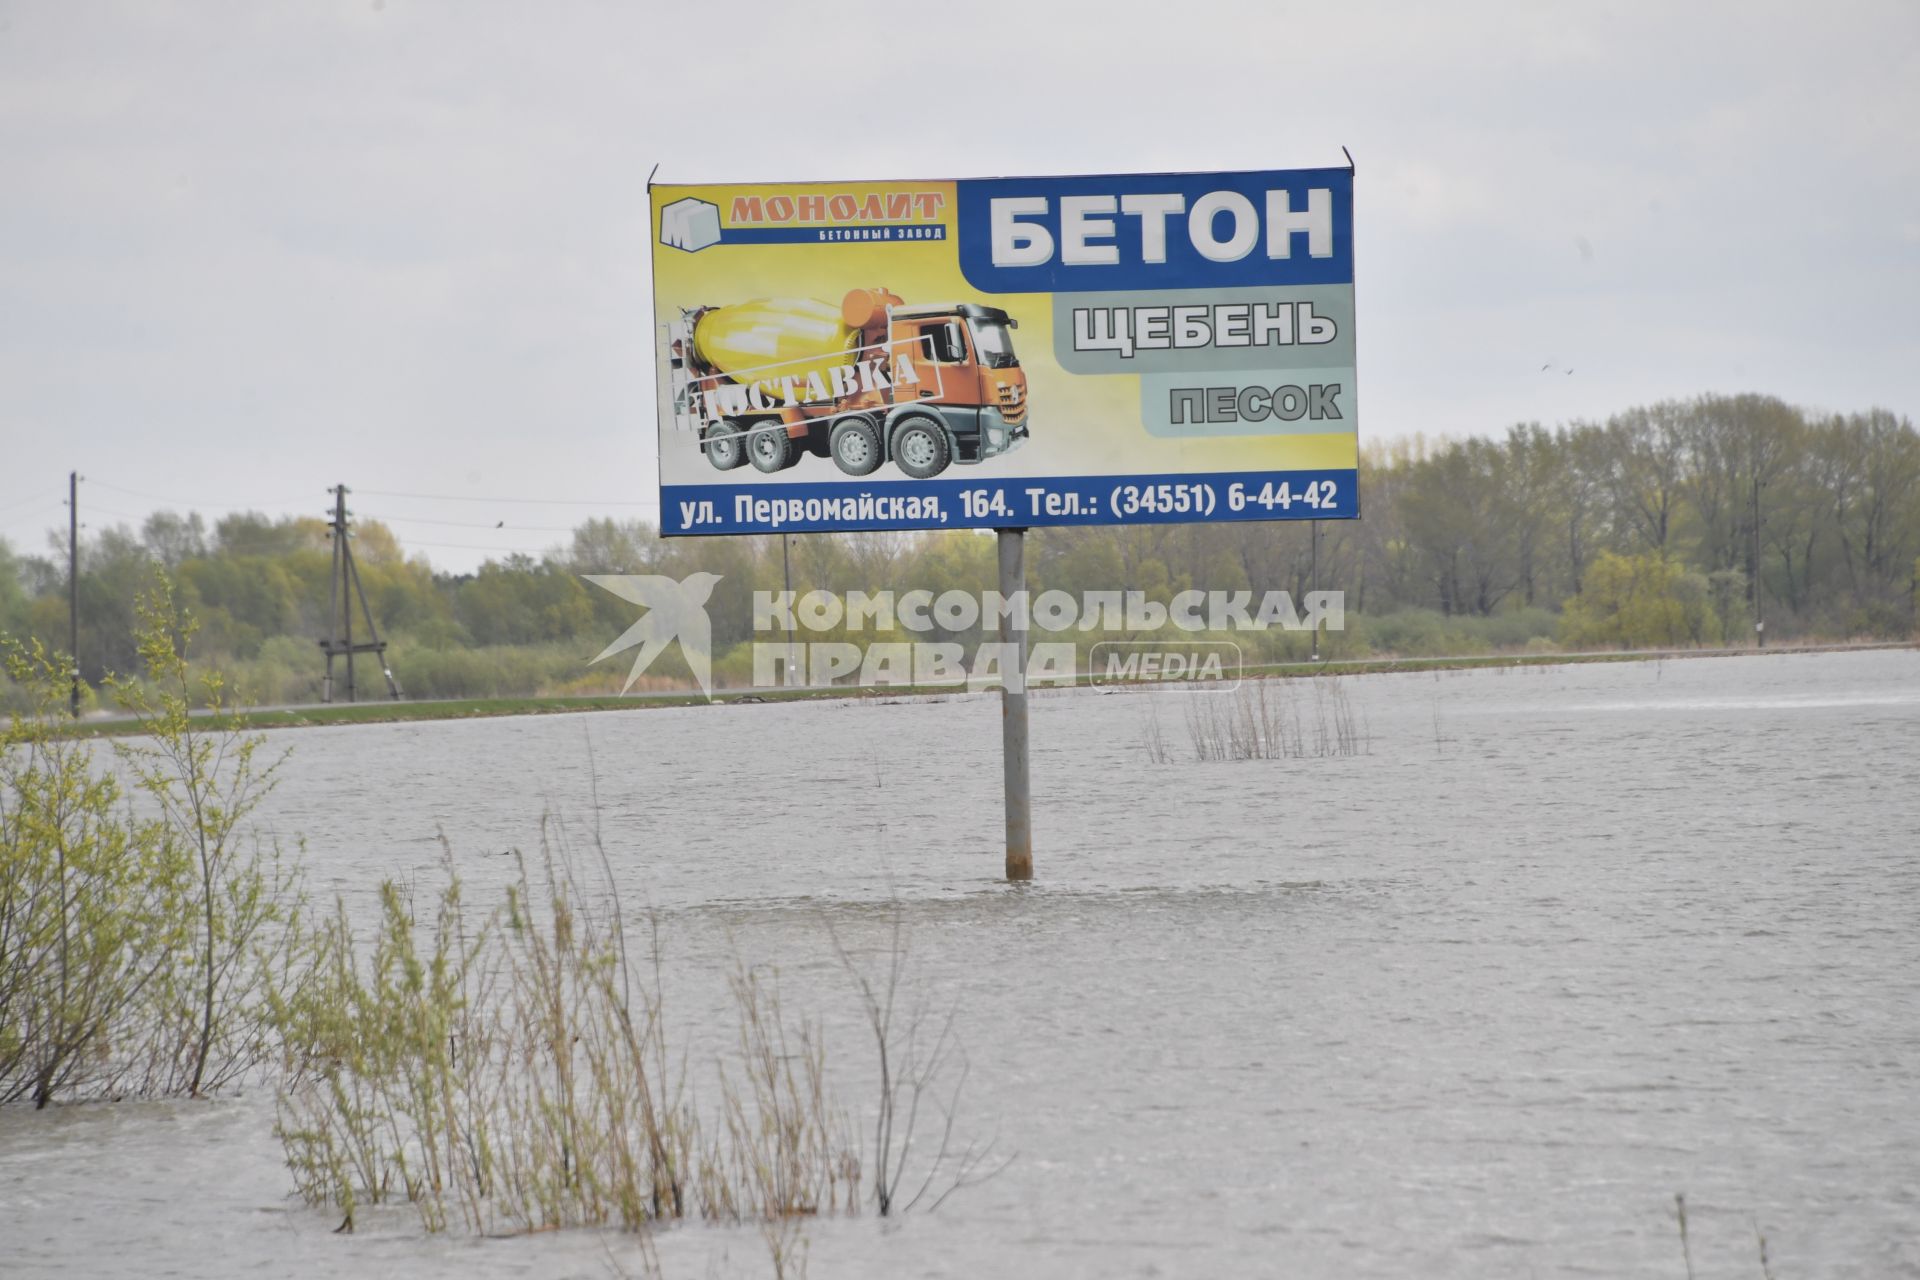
[394,537,566,554]
[76,502,154,523]
[0,500,64,525]
[356,487,660,509]
[0,489,52,516]
[0,505,67,554]
[88,478,315,509]
[15,503,578,554]
[14,478,655,563]
[86,476,662,518]
[364,513,581,533]
[83,482,574,532]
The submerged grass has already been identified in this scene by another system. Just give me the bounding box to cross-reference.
[1672,1190,1785,1279]
[1180,677,1370,762]
[270,819,992,1261]
[272,833,860,1239]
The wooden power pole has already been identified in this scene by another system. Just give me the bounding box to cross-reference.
[68,471,80,718]
[1752,476,1765,648]
[320,484,403,703]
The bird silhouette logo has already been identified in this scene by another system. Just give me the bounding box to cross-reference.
[584,572,723,699]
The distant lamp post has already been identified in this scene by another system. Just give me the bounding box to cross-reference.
[781,533,798,684]
[1310,518,1321,663]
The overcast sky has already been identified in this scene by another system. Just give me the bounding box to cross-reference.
[2,1,1916,572]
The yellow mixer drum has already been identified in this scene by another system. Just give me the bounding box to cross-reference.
[691,298,860,390]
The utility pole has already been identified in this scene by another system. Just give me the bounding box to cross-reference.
[319,484,403,703]
[1752,476,1765,648]
[68,471,80,718]
[997,528,1032,881]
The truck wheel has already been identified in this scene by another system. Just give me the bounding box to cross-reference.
[830,417,883,477]
[892,416,951,480]
[702,422,746,470]
[747,422,798,473]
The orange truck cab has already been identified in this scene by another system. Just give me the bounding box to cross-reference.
[880,302,1029,474]
[675,288,1029,481]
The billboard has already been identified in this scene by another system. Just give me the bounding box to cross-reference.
[651,166,1356,536]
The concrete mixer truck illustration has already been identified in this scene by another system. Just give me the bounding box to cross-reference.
[667,288,1028,480]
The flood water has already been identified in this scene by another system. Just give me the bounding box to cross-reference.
[4,650,1918,1278]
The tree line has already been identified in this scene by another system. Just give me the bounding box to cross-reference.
[1,392,1914,703]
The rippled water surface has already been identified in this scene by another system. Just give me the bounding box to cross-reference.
[4,651,1918,1278]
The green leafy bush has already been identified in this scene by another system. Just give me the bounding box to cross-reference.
[1,574,307,1105]
[1560,552,1718,650]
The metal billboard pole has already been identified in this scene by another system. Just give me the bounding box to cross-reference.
[998,528,1032,880]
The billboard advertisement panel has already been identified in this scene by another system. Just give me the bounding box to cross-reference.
[651,166,1356,536]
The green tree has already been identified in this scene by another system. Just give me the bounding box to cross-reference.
[1560,551,1718,650]
[0,539,29,643]
[1605,403,1687,552]
[142,511,208,568]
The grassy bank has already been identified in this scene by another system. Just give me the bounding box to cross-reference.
[42,640,1914,738]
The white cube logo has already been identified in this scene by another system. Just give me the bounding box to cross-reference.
[660,198,722,253]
